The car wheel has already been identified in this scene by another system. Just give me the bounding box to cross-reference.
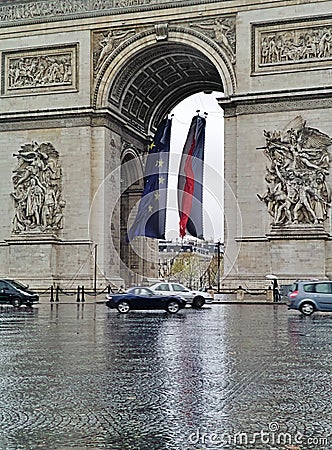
[300,302,315,316]
[117,301,130,314]
[166,300,180,314]
[11,297,22,308]
[192,296,205,309]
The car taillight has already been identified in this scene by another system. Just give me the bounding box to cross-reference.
[289,291,299,299]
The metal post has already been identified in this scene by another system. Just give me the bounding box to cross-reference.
[94,244,97,295]
[50,286,54,303]
[81,285,85,303]
[76,286,80,302]
[217,241,221,293]
[55,286,60,302]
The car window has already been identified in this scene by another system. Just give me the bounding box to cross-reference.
[289,282,298,292]
[138,288,152,295]
[172,283,189,292]
[0,281,7,290]
[303,284,315,293]
[154,284,170,292]
[314,283,331,294]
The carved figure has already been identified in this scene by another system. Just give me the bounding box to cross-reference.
[11,142,65,233]
[8,53,73,90]
[258,116,332,226]
[96,29,135,70]
[190,17,236,60]
[260,25,332,66]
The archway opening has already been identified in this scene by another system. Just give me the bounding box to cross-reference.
[167,91,224,242]
[111,40,226,286]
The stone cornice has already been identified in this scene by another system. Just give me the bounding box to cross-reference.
[220,87,332,115]
[0,0,224,27]
[0,106,146,139]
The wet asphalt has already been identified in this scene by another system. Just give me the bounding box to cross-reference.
[0,302,331,450]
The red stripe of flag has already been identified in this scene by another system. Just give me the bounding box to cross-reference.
[179,137,196,238]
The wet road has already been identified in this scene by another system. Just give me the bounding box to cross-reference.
[0,303,331,450]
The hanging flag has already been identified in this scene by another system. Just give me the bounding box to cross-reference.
[177,114,206,239]
[127,117,172,241]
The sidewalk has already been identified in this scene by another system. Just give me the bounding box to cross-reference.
[38,291,107,304]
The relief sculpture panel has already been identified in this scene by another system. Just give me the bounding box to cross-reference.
[2,45,78,95]
[11,142,66,234]
[253,17,332,73]
[257,116,332,226]
[0,0,196,24]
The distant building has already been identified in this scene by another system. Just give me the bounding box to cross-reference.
[158,239,224,287]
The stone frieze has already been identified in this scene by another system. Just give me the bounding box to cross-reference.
[0,0,212,24]
[257,116,332,226]
[3,45,78,95]
[253,17,332,73]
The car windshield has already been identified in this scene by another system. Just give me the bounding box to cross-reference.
[5,279,29,291]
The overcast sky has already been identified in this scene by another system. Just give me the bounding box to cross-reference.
[166,91,224,242]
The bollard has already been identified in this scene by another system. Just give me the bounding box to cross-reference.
[107,284,111,294]
[50,286,54,303]
[76,286,81,302]
[55,286,60,302]
[81,285,85,303]
[267,287,273,302]
[236,286,244,301]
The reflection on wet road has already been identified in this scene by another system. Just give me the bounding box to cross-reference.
[0,303,331,449]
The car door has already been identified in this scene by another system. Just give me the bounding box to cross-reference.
[152,283,171,297]
[0,281,11,304]
[130,288,161,310]
[314,282,332,311]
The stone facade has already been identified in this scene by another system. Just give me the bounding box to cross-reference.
[0,0,331,289]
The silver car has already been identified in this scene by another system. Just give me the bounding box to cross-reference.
[149,281,213,309]
[287,279,332,315]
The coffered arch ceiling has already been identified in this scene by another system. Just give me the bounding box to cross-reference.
[107,42,224,133]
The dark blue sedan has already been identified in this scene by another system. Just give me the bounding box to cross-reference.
[105,287,186,314]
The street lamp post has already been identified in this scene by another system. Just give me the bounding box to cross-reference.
[217,241,221,293]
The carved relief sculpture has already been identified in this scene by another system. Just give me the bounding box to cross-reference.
[254,18,332,73]
[0,0,186,24]
[3,45,77,95]
[93,28,135,72]
[11,142,66,233]
[257,116,332,226]
[260,26,332,65]
[189,17,236,62]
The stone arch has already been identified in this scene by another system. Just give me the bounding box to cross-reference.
[94,25,233,285]
[94,25,235,132]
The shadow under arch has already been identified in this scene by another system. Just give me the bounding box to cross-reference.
[93,25,235,133]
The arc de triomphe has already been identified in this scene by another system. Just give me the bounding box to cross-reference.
[0,0,331,289]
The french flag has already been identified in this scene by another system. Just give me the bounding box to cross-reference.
[177,114,206,239]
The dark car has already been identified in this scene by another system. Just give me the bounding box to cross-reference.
[0,279,39,307]
[105,287,186,314]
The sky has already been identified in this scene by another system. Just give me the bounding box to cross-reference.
[166,91,224,242]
